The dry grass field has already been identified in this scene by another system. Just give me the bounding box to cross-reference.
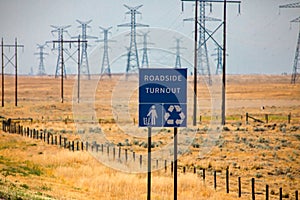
[0,74,299,199]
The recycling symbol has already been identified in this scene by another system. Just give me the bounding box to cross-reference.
[164,104,186,126]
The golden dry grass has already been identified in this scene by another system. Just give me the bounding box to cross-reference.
[0,74,299,199]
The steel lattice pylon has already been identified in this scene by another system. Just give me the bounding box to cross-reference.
[138,31,153,68]
[97,26,114,78]
[171,38,186,69]
[291,20,300,83]
[212,45,222,75]
[211,44,228,75]
[184,2,221,84]
[51,25,70,78]
[75,20,97,80]
[34,43,48,75]
[118,5,149,75]
[280,2,300,84]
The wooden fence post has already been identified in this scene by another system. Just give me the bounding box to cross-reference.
[288,113,291,124]
[55,136,57,145]
[251,178,255,200]
[107,145,109,156]
[64,138,67,148]
[214,171,217,190]
[59,135,62,146]
[246,113,249,124]
[165,160,167,173]
[86,142,89,151]
[101,144,103,154]
[125,149,128,162]
[226,168,229,193]
[47,133,50,144]
[118,147,121,160]
[266,184,269,200]
[279,187,282,200]
[265,114,268,123]
[203,169,205,181]
[156,160,158,169]
[238,177,241,197]
[113,147,115,160]
[76,141,79,151]
[72,141,75,152]
[133,152,135,162]
[140,155,142,168]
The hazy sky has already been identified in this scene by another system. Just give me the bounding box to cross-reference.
[0,0,299,74]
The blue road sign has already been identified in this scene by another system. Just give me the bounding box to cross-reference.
[139,68,187,127]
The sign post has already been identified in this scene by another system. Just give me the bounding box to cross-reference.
[139,68,187,200]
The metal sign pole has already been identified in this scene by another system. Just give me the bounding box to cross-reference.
[147,127,152,200]
[174,127,178,200]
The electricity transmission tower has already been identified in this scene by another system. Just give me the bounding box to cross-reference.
[97,26,114,78]
[34,43,48,75]
[118,5,149,75]
[51,25,71,78]
[184,2,221,84]
[138,31,153,68]
[74,20,97,79]
[280,2,300,84]
[171,38,186,69]
[211,45,228,75]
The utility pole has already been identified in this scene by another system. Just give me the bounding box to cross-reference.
[279,2,300,84]
[51,25,71,78]
[181,0,241,125]
[97,26,115,78]
[1,38,24,107]
[34,43,48,75]
[52,37,87,103]
[118,5,149,75]
[74,20,97,80]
